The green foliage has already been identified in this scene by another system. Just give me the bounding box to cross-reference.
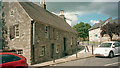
[73,22,91,41]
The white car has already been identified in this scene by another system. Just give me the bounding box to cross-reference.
[94,41,120,58]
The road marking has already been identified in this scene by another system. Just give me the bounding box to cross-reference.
[104,62,120,66]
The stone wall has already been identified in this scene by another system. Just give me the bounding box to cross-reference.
[33,22,77,64]
[3,2,77,65]
[3,2,32,65]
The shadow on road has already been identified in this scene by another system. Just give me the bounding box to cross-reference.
[95,55,120,58]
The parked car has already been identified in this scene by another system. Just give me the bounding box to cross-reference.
[94,41,120,58]
[0,52,28,68]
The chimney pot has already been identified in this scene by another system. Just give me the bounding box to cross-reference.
[60,10,64,15]
[40,0,46,9]
[59,10,65,19]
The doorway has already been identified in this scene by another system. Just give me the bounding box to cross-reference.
[63,37,67,56]
[51,43,54,59]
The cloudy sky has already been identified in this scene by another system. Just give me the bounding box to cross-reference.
[45,2,118,26]
[33,1,118,26]
[3,0,119,26]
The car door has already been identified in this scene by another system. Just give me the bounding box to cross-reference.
[118,43,120,54]
[113,43,119,55]
[2,54,21,67]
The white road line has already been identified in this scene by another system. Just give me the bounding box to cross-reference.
[104,62,120,66]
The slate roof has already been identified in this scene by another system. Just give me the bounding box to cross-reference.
[19,2,77,34]
[89,21,105,31]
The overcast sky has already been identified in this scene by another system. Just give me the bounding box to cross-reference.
[2,0,119,26]
[33,1,118,26]
[29,0,120,2]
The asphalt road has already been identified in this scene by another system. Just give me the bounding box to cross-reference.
[54,55,120,66]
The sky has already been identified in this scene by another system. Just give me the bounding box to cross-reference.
[1,0,119,26]
[33,1,118,26]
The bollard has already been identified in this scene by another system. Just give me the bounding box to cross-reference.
[92,45,93,55]
[76,52,78,58]
[86,46,89,52]
[53,58,55,63]
[85,46,86,52]
[76,44,78,58]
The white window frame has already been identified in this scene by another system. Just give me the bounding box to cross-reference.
[56,45,60,53]
[40,46,45,56]
[45,25,49,38]
[14,24,19,38]
[71,37,73,45]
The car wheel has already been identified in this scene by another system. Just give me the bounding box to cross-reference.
[109,51,114,58]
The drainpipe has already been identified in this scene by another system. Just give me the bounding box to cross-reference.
[31,21,35,64]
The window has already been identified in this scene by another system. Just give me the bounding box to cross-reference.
[2,12,5,17]
[9,26,15,39]
[53,28,55,40]
[15,24,19,38]
[71,37,73,45]
[113,43,120,47]
[40,46,45,56]
[17,49,23,54]
[1,54,21,64]
[99,43,112,47]
[95,34,98,37]
[56,32,59,40]
[45,25,49,38]
[56,45,60,53]
[9,24,19,40]
[10,10,14,16]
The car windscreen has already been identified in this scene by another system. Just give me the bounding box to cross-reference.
[0,54,21,64]
[99,43,112,47]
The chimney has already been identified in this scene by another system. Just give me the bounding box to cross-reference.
[40,0,46,9]
[99,20,102,23]
[60,10,65,19]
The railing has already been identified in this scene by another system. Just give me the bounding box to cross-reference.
[78,41,101,46]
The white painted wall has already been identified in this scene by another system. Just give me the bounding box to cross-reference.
[89,28,101,42]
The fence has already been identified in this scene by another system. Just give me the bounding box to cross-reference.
[78,41,101,46]
[77,41,102,55]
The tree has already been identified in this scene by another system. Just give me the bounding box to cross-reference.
[73,22,91,41]
[101,19,120,41]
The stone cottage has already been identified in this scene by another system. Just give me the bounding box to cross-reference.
[2,1,78,65]
[89,17,119,42]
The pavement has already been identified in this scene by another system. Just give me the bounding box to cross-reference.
[31,46,97,67]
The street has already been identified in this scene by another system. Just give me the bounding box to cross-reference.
[54,56,120,66]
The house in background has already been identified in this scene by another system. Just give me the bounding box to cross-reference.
[89,17,119,42]
[2,0,78,65]
[89,20,104,42]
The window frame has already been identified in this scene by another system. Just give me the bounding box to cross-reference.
[56,31,59,40]
[113,43,119,47]
[14,24,19,38]
[1,54,21,64]
[71,37,73,45]
[9,24,20,40]
[44,25,49,38]
[56,45,60,53]
[40,46,45,56]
